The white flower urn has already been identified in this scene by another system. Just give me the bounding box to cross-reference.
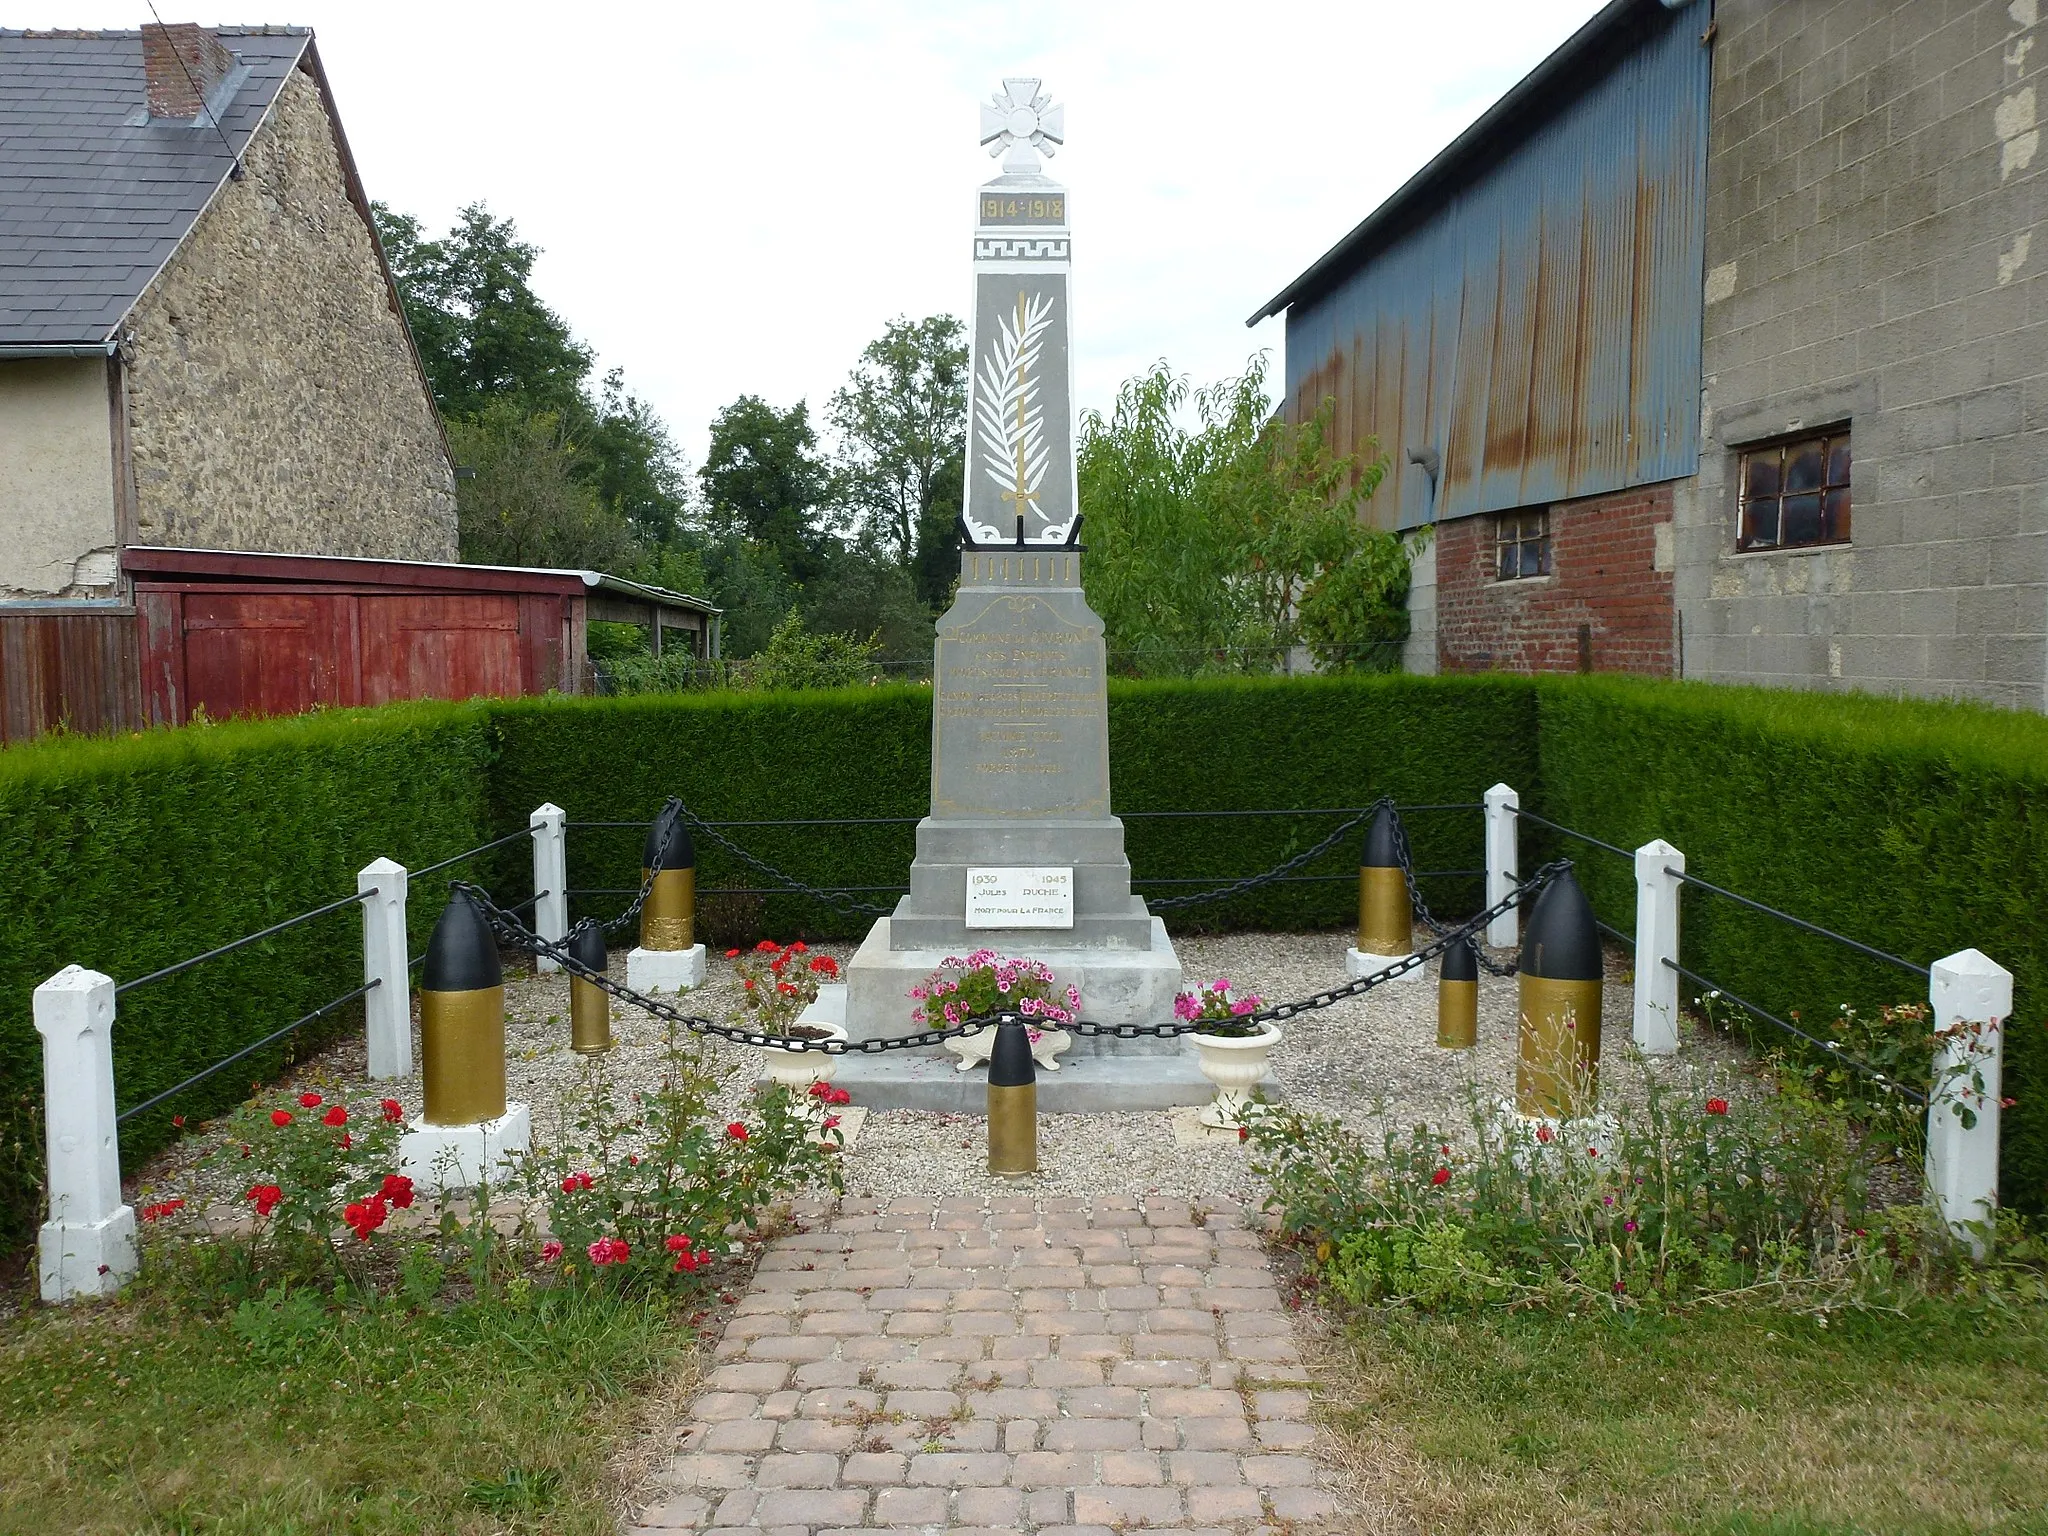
[760,1021,846,1097]
[1191,1023,1282,1129]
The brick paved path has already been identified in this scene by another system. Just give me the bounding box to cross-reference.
[626,1194,1345,1536]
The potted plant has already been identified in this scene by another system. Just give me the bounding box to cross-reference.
[1179,978,1280,1129]
[912,948,1079,1072]
[728,941,846,1096]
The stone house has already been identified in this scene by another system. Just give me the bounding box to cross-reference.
[1252,0,2047,711]
[0,22,456,602]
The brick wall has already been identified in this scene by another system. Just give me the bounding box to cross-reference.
[1437,483,1676,676]
[1675,0,2048,711]
[124,69,457,563]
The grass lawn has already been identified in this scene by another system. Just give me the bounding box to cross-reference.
[1316,1299,2048,1535]
[0,1282,695,1535]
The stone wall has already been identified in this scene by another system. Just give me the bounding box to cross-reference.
[1676,0,2048,710]
[124,68,456,562]
[1435,483,1677,677]
[0,358,119,598]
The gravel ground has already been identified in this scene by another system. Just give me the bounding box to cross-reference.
[134,931,1757,1215]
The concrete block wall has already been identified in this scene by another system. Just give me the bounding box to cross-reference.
[1678,0,2048,710]
[1434,483,1676,676]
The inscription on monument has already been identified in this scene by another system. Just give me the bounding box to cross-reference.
[932,591,1110,820]
[966,866,1074,929]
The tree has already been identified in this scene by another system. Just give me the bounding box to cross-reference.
[585,369,691,547]
[827,315,968,573]
[1076,353,1409,676]
[375,203,591,421]
[446,403,638,571]
[700,396,832,585]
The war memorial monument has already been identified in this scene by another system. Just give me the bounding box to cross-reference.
[829,81,1212,1111]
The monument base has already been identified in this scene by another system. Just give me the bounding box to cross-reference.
[400,1104,532,1193]
[628,944,706,994]
[844,916,1182,1050]
[39,1207,137,1301]
[1347,948,1427,983]
[826,1041,1262,1113]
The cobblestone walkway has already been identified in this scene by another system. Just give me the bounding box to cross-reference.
[626,1194,1347,1536]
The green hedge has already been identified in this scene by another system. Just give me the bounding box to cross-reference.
[0,703,497,1239]
[1527,675,2048,1215]
[3,672,2046,1241]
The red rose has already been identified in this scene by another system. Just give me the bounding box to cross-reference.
[140,1199,185,1222]
[830,1088,851,1106]
[725,948,741,959]
[171,1115,186,1129]
[270,1110,292,1127]
[1238,1126,1250,1143]
[322,1105,348,1127]
[725,1122,748,1141]
[665,1233,692,1252]
[588,1236,629,1265]
[380,1098,405,1123]
[344,1195,388,1241]
[380,1173,415,1209]
[1431,1167,1451,1186]
[298,1093,323,1108]
[246,1184,282,1217]
[1705,1097,1730,1116]
[809,955,838,976]
[776,981,797,995]
[1535,1124,1553,1143]
[1587,1146,1599,1157]
[754,940,781,953]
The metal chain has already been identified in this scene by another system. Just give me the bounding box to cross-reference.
[1144,807,1377,912]
[447,859,1568,1054]
[673,804,898,917]
[1391,806,1519,976]
[596,796,682,937]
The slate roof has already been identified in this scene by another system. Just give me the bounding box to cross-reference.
[0,27,312,348]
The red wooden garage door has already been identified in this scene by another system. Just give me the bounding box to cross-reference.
[359,594,524,707]
[180,592,359,720]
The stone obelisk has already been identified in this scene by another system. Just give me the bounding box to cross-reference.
[839,80,1184,1090]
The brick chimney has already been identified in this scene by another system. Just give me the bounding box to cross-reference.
[142,22,234,120]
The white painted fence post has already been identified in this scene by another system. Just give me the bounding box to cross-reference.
[35,966,135,1302]
[358,858,411,1079]
[531,803,568,973]
[1632,840,1683,1055]
[1483,783,1519,949]
[1926,948,2012,1256]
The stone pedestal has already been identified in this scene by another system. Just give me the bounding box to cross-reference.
[628,944,705,995]
[1346,948,1426,983]
[399,1104,531,1194]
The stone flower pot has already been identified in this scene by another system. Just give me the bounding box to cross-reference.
[760,1021,847,1096]
[1191,1023,1282,1129]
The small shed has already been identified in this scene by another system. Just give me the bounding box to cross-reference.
[123,546,718,728]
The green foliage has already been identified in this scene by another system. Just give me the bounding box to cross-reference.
[583,620,649,663]
[827,314,968,569]
[700,395,833,584]
[523,1022,841,1285]
[0,1279,686,1533]
[447,402,639,570]
[1076,353,1406,675]
[375,202,592,422]
[1525,673,2048,1217]
[599,608,886,695]
[1251,1056,2044,1313]
[0,703,495,1244]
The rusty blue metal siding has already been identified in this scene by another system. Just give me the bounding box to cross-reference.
[1283,0,1711,530]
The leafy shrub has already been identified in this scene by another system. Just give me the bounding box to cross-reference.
[1249,1058,1892,1311]
[520,1020,842,1286]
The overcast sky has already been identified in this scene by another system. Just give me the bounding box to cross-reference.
[31,0,1600,469]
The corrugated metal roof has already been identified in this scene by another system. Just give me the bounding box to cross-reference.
[0,28,309,346]
[1275,0,1711,528]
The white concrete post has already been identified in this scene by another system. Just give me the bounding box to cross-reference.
[1483,783,1520,949]
[358,858,411,1079]
[36,967,136,1302]
[531,803,568,973]
[1926,948,2012,1256]
[1632,840,1684,1055]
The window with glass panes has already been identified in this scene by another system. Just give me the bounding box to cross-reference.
[1739,431,1850,550]
[1495,510,1550,580]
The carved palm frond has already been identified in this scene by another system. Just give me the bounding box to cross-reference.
[976,291,1056,521]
